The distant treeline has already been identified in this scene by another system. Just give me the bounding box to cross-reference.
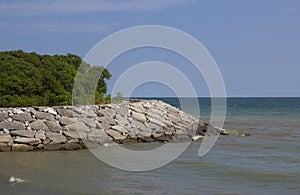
[0,50,111,107]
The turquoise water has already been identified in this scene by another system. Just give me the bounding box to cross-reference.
[0,98,300,194]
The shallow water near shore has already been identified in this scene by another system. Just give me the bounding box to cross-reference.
[1,98,300,194]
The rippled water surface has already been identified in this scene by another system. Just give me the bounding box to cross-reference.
[1,98,300,194]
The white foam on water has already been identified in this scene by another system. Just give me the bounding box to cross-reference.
[9,176,25,185]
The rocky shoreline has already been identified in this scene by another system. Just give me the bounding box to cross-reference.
[0,100,226,152]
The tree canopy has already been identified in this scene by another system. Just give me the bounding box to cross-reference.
[0,50,111,107]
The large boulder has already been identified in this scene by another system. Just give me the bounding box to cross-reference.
[131,111,147,123]
[66,122,90,132]
[87,129,109,143]
[45,121,62,132]
[12,144,34,151]
[29,120,48,131]
[105,129,127,141]
[44,143,62,150]
[0,134,13,143]
[35,111,55,121]
[10,130,35,138]
[56,108,76,118]
[12,113,33,122]
[0,121,25,130]
[59,117,78,126]
[46,132,66,144]
[62,131,81,139]
[62,142,82,150]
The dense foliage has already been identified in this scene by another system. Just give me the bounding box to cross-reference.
[0,50,111,107]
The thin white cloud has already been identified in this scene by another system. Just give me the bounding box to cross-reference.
[0,0,195,16]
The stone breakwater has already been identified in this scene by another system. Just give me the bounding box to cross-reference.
[0,100,224,152]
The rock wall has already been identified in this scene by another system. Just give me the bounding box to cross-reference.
[0,100,209,152]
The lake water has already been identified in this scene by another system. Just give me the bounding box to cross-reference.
[1,98,300,194]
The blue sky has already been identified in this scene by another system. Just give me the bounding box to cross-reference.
[1,0,300,97]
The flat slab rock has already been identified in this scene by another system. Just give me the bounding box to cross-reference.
[10,130,35,138]
[14,137,41,145]
[0,121,25,130]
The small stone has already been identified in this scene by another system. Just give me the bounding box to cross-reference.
[164,130,174,136]
[13,108,23,114]
[36,144,44,149]
[43,108,57,115]
[0,143,11,151]
[2,128,9,134]
[153,131,164,138]
[12,144,34,151]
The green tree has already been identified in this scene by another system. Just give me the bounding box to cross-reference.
[0,50,111,107]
